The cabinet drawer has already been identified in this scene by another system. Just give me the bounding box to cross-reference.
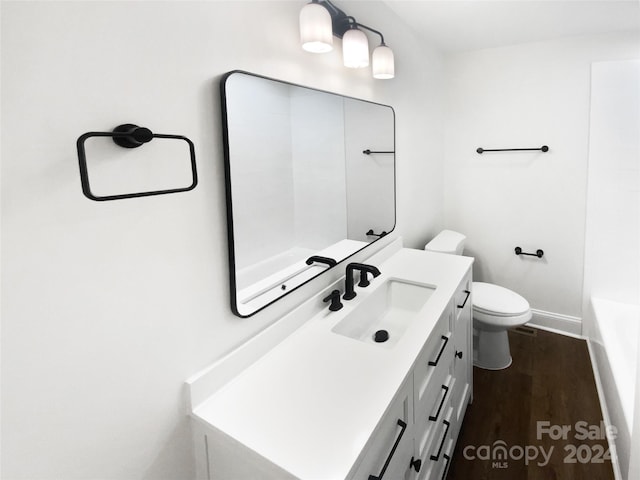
[415,374,454,461]
[453,273,472,331]
[438,437,456,480]
[419,437,455,480]
[416,406,454,480]
[450,385,469,444]
[414,312,452,418]
[349,381,413,480]
[415,358,450,427]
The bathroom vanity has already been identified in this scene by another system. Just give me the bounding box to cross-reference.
[187,241,473,480]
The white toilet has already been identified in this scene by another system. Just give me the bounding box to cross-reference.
[424,230,532,370]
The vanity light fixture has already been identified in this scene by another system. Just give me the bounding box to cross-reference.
[299,0,394,79]
[372,42,394,79]
[342,21,369,68]
[300,0,333,53]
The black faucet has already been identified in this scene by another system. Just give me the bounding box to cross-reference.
[323,289,343,311]
[343,263,381,300]
[306,255,337,268]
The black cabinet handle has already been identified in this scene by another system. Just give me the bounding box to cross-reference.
[457,289,471,309]
[455,350,463,359]
[430,420,450,461]
[442,453,451,479]
[410,456,422,473]
[428,335,450,366]
[429,384,450,421]
[368,419,407,480]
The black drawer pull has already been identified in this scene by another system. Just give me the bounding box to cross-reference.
[410,456,422,472]
[428,335,449,366]
[430,420,450,461]
[429,384,450,421]
[368,419,407,480]
[457,289,471,309]
[442,453,451,480]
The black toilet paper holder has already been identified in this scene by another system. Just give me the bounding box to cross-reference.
[515,247,544,258]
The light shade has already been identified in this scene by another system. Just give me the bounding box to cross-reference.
[300,2,333,53]
[342,28,369,68]
[372,44,394,79]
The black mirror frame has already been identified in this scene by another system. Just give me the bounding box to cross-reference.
[220,70,396,317]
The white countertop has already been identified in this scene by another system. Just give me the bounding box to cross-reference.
[236,239,369,316]
[193,248,473,479]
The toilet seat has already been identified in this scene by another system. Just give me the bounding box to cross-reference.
[472,281,532,328]
[472,282,530,315]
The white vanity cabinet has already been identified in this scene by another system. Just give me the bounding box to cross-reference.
[187,247,473,480]
[451,274,473,440]
[348,379,414,480]
[412,271,472,480]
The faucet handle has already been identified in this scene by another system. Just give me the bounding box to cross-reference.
[323,289,343,312]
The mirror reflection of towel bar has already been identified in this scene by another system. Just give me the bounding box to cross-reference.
[366,229,387,238]
[363,149,395,155]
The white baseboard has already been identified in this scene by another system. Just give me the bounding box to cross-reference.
[586,339,624,480]
[527,308,582,337]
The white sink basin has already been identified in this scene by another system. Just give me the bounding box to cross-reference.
[331,279,436,348]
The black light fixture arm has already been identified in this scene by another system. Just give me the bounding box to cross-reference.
[319,0,351,37]
[354,22,385,44]
[318,0,386,43]
[321,0,347,19]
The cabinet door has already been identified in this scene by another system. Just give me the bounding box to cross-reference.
[349,380,414,480]
[450,272,472,439]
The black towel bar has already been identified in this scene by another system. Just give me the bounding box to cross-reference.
[477,146,549,154]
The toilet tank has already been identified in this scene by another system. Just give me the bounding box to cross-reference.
[424,230,466,255]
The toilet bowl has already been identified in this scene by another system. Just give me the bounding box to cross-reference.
[424,230,532,370]
[471,281,532,369]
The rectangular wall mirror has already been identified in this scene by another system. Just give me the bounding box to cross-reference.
[221,71,395,317]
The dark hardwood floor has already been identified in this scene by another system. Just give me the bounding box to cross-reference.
[448,327,615,480]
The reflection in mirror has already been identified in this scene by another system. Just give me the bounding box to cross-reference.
[222,71,395,317]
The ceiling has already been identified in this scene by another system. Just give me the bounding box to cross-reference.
[382,0,640,52]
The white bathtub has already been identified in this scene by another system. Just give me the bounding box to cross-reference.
[588,297,640,480]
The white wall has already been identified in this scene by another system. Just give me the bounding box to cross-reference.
[290,89,347,249]
[225,74,296,272]
[630,325,640,480]
[344,98,396,241]
[0,1,444,479]
[443,32,640,323]
[581,59,640,480]
[583,60,640,307]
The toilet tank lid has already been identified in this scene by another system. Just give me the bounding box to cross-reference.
[472,282,530,316]
[425,230,466,253]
